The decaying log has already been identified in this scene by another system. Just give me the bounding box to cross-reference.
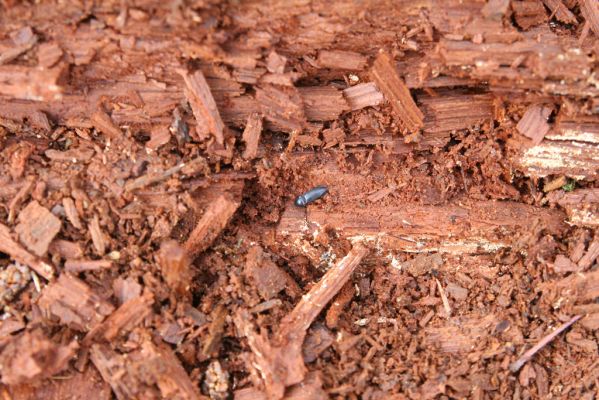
[547,188,599,227]
[510,117,599,179]
[235,244,367,400]
[90,339,204,400]
[370,52,424,133]
[278,196,566,258]
[37,273,114,331]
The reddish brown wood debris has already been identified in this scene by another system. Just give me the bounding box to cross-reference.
[580,0,599,38]
[15,200,61,257]
[183,190,242,259]
[0,223,54,280]
[370,52,424,134]
[0,330,78,385]
[235,244,367,399]
[180,69,226,145]
[241,112,263,160]
[37,274,114,331]
[90,339,205,400]
[516,104,553,145]
[0,1,598,398]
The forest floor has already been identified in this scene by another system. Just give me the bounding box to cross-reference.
[0,0,598,399]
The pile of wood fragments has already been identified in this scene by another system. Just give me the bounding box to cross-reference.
[0,0,598,398]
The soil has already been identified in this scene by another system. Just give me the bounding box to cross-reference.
[0,0,598,399]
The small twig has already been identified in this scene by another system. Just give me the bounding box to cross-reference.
[509,314,582,373]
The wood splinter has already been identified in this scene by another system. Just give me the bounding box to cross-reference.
[235,243,368,400]
[509,314,581,373]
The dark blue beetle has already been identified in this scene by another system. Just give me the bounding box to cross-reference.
[295,185,328,207]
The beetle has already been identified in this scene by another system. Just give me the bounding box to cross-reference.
[295,185,328,207]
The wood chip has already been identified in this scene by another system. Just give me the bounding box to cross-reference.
[157,240,192,296]
[180,69,226,145]
[91,109,123,139]
[0,223,54,280]
[241,112,263,160]
[325,282,354,329]
[551,254,580,273]
[255,84,306,133]
[266,50,287,74]
[15,200,61,257]
[578,237,599,270]
[245,245,300,300]
[90,340,203,400]
[64,259,112,272]
[342,82,384,110]
[37,42,64,68]
[580,0,599,38]
[370,51,424,133]
[146,123,171,150]
[89,214,107,256]
[183,192,241,259]
[0,329,78,385]
[541,0,578,24]
[63,196,83,229]
[0,26,38,65]
[317,50,367,70]
[298,86,349,121]
[84,290,153,344]
[37,273,114,331]
[235,244,368,400]
[516,104,553,145]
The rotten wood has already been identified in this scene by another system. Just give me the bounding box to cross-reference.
[37,273,114,331]
[183,191,241,259]
[278,199,566,256]
[90,339,204,400]
[509,315,581,372]
[0,329,78,385]
[370,51,424,133]
[317,50,367,70]
[0,223,54,280]
[235,244,367,400]
[83,291,154,344]
[241,112,263,160]
[580,0,599,38]
[64,259,112,272]
[13,201,60,258]
[516,104,553,145]
[180,69,226,145]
